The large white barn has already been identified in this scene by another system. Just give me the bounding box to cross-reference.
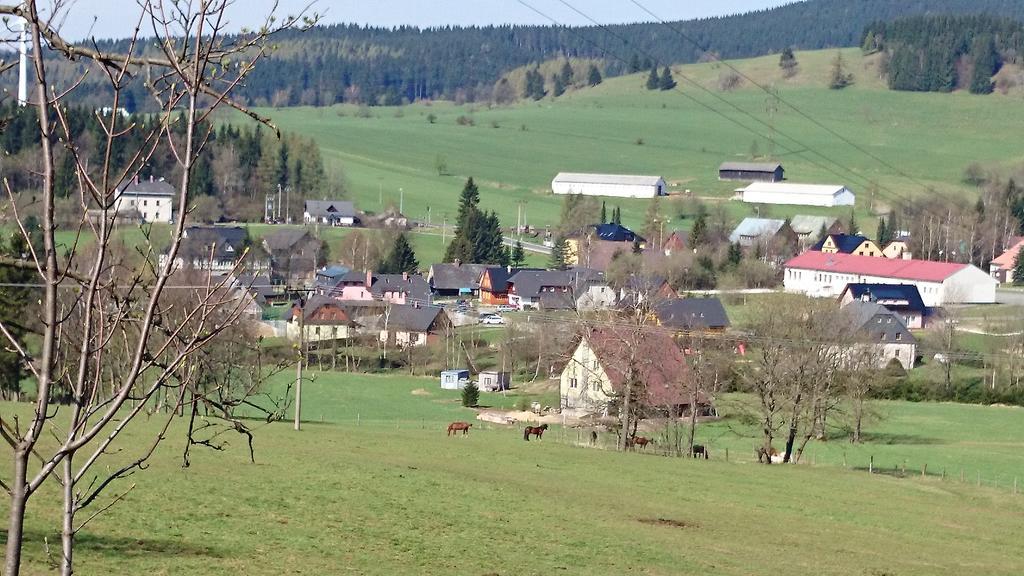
[551,173,666,199]
[783,251,996,306]
[741,182,855,207]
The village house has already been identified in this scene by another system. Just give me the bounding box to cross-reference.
[507,269,614,311]
[617,274,678,310]
[566,223,647,268]
[160,226,269,274]
[843,300,918,371]
[427,262,489,299]
[988,237,1024,283]
[813,233,882,257]
[881,237,912,260]
[314,265,351,292]
[653,298,730,333]
[838,283,928,329]
[551,172,666,198]
[262,228,324,284]
[740,182,855,207]
[284,295,357,343]
[319,270,431,305]
[661,230,688,256]
[478,266,531,306]
[559,327,709,418]
[728,217,799,250]
[379,303,451,348]
[788,215,842,245]
[718,161,785,182]
[303,200,358,226]
[783,251,997,306]
[113,177,175,223]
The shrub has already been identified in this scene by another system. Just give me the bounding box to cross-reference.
[461,380,480,407]
[456,115,475,126]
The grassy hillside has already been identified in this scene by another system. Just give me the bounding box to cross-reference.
[4,373,1023,575]
[261,47,1024,234]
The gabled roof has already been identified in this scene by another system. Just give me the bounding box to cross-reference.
[813,233,872,254]
[728,218,786,243]
[368,273,431,304]
[719,162,783,173]
[284,295,353,323]
[663,230,687,251]
[654,298,730,330]
[508,268,605,299]
[179,226,249,261]
[789,215,838,236]
[480,266,531,292]
[263,228,316,253]
[991,238,1024,271]
[121,179,175,196]
[304,200,356,218]
[428,263,489,291]
[840,283,927,314]
[385,304,447,332]
[553,173,664,186]
[844,301,917,344]
[592,223,645,243]
[785,251,972,283]
[584,327,700,407]
[235,274,275,304]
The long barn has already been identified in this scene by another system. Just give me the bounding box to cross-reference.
[719,162,784,182]
[551,173,666,199]
[741,182,855,207]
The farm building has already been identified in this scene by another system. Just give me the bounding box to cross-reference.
[440,369,470,390]
[479,371,511,392]
[728,217,799,250]
[783,251,997,306]
[741,182,855,207]
[718,162,784,182]
[551,173,666,199]
[838,283,928,329]
[842,300,917,371]
[428,262,489,298]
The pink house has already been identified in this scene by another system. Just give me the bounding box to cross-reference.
[320,270,431,306]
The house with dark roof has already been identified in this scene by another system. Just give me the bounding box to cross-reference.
[728,218,799,255]
[838,283,928,329]
[843,300,917,370]
[427,263,489,298]
[303,200,357,226]
[654,298,730,333]
[507,268,613,311]
[718,162,784,182]
[379,303,451,347]
[114,177,176,223]
[479,266,528,305]
[262,228,324,284]
[813,234,881,257]
[617,274,678,310]
[160,226,269,274]
[314,265,351,292]
[319,270,431,306]
[559,326,710,418]
[567,223,647,268]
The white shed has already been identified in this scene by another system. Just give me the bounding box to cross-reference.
[440,369,470,390]
[741,182,855,207]
[551,173,666,199]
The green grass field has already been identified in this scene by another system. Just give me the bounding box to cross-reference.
[256,48,1024,235]
[5,372,1024,575]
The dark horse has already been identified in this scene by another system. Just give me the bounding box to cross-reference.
[523,424,549,441]
[692,444,709,459]
[447,422,472,436]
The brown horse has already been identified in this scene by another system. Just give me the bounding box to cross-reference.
[447,421,472,436]
[523,424,549,441]
[631,436,654,450]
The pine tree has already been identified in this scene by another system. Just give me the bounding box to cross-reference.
[659,66,677,90]
[628,54,641,73]
[969,34,998,95]
[689,213,708,246]
[0,234,32,398]
[587,64,602,87]
[461,379,480,407]
[560,60,574,85]
[829,51,855,89]
[646,66,660,90]
[381,233,419,274]
[1014,245,1024,285]
[816,223,830,244]
[549,237,569,270]
[445,178,482,263]
[779,47,799,78]
[847,210,859,235]
[727,242,743,268]
[275,139,290,187]
[612,206,621,226]
[600,201,607,224]
[552,74,565,97]
[511,240,526,268]
[877,217,890,246]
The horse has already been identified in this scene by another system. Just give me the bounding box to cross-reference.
[447,421,472,436]
[631,436,654,450]
[692,444,709,459]
[589,430,598,445]
[523,423,549,441]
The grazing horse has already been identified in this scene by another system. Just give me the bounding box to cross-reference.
[692,444,709,459]
[447,422,472,436]
[523,424,549,441]
[631,436,654,450]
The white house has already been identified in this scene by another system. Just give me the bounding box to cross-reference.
[741,182,855,207]
[114,178,175,223]
[551,173,666,199]
[304,200,357,226]
[783,251,997,306]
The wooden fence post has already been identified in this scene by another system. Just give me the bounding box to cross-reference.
[357,413,361,426]
[869,455,873,474]
[725,448,729,462]
[977,471,981,487]
[922,463,927,478]
[1014,477,1018,495]
[842,452,847,468]
[960,468,965,483]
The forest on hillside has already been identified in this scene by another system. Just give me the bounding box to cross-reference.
[865,15,1024,94]
[12,0,1024,108]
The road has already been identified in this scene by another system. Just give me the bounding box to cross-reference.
[996,288,1024,305]
[503,237,551,255]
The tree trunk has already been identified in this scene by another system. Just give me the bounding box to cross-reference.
[5,451,30,576]
[686,388,698,457]
[61,455,75,576]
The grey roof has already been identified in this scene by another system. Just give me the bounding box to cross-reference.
[428,263,490,292]
[121,179,175,196]
[789,215,838,236]
[845,301,917,344]
[368,273,431,304]
[655,298,730,330]
[728,218,787,244]
[263,228,315,253]
[180,226,249,261]
[508,268,605,300]
[304,200,356,218]
[719,162,783,173]
[235,274,275,304]
[385,304,447,332]
[284,295,350,322]
[552,172,664,186]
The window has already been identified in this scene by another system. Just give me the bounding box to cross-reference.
[879,332,886,341]
[886,318,892,324]
[143,200,148,206]
[569,378,578,389]
[877,318,882,324]
[592,360,599,370]
[896,332,902,341]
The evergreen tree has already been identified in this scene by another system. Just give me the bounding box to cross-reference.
[461,380,480,407]
[659,66,677,90]
[560,60,574,85]
[727,241,743,268]
[275,139,290,187]
[816,223,830,244]
[828,51,854,89]
[587,64,602,86]
[552,74,565,97]
[689,213,708,246]
[1014,245,1024,285]
[549,237,569,270]
[524,67,546,100]
[646,66,660,90]
[0,234,32,398]
[54,151,77,198]
[779,47,799,78]
[189,153,214,196]
[612,206,622,226]
[600,201,607,224]
[628,54,641,73]
[511,240,526,268]
[454,177,480,228]
[877,217,890,246]
[847,210,859,235]
[381,233,419,274]
[445,178,481,263]
[969,34,998,94]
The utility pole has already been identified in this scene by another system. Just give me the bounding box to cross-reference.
[294,290,306,431]
[399,187,404,214]
[17,17,28,107]
[285,186,291,224]
[277,183,283,222]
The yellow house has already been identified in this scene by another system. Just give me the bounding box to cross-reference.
[882,240,911,259]
[565,224,646,266]
[817,234,882,257]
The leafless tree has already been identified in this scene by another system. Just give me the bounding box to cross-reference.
[0,2,316,574]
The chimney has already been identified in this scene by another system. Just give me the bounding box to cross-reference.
[133,173,140,185]
[414,300,420,309]
[454,258,461,267]
[365,270,372,288]
[403,271,409,282]
[149,174,154,183]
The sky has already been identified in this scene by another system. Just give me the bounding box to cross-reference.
[52,0,793,41]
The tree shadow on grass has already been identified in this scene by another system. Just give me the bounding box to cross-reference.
[1,530,224,559]
[842,432,946,445]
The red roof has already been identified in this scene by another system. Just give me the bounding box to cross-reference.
[991,238,1024,271]
[784,251,968,282]
[586,327,704,407]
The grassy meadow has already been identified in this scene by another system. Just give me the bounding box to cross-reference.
[256,48,1024,235]
[4,372,1024,575]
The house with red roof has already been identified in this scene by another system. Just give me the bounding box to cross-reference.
[783,251,996,307]
[988,237,1024,284]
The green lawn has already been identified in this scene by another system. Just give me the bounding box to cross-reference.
[4,372,1024,574]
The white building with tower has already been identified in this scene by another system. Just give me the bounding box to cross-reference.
[551,173,666,199]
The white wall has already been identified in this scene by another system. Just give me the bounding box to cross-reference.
[784,268,947,306]
[743,187,853,207]
[115,193,173,223]
[552,180,664,199]
[943,266,998,304]
[560,340,612,416]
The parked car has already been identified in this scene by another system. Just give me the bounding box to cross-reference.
[497,304,517,313]
[481,314,505,325]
